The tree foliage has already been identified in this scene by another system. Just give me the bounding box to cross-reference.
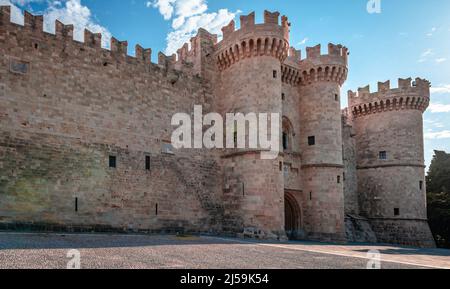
[426,150,450,248]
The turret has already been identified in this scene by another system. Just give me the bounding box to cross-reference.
[217,11,289,239]
[297,43,349,242]
[348,77,435,248]
[215,10,290,71]
[171,28,218,77]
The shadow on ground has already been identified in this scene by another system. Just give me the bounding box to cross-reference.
[1,231,450,261]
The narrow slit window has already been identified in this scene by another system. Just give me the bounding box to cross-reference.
[273,70,277,79]
[155,203,158,216]
[283,132,289,151]
[145,156,151,171]
[75,198,78,212]
[282,93,285,101]
[337,176,341,184]
[419,181,423,190]
[109,156,117,168]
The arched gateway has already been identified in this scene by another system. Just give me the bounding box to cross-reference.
[284,191,303,240]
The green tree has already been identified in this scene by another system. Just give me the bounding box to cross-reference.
[426,150,450,248]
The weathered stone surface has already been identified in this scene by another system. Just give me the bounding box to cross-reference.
[0,8,435,246]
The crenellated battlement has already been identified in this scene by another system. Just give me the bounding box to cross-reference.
[297,44,348,86]
[1,6,155,63]
[171,28,217,72]
[281,43,349,86]
[215,10,290,71]
[55,20,74,39]
[348,77,431,118]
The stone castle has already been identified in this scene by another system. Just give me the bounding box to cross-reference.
[0,7,436,247]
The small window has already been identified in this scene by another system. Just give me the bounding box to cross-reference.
[337,176,341,184]
[282,93,285,101]
[282,132,288,151]
[155,203,159,216]
[419,181,423,190]
[145,156,151,171]
[10,60,29,74]
[394,208,400,216]
[335,94,339,101]
[75,197,78,212]
[273,70,277,79]
[379,151,387,160]
[109,155,117,168]
[308,136,315,146]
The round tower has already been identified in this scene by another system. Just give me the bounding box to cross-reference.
[297,44,349,242]
[349,78,436,248]
[215,11,290,238]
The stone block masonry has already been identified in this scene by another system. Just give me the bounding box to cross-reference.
[0,6,436,247]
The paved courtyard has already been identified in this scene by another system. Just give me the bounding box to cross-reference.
[0,232,449,269]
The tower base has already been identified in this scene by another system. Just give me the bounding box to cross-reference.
[369,219,436,248]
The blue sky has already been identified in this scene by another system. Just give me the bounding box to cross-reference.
[2,0,450,168]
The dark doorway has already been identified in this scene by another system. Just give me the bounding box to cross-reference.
[285,192,302,240]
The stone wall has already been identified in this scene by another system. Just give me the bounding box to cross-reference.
[0,14,223,233]
[342,111,359,215]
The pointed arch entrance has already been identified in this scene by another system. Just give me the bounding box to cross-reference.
[285,191,303,240]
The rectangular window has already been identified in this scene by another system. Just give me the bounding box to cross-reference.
[75,198,78,212]
[419,181,423,190]
[308,136,315,146]
[379,151,387,160]
[282,93,285,101]
[10,59,30,74]
[109,155,117,168]
[394,208,400,216]
[337,176,341,184]
[273,70,277,78]
[145,156,151,171]
[335,94,339,101]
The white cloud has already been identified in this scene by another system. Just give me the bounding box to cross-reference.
[425,130,450,140]
[427,27,437,37]
[43,0,112,47]
[421,49,433,57]
[431,84,450,94]
[149,0,238,55]
[0,0,111,48]
[297,37,308,46]
[435,58,447,63]
[418,48,433,63]
[429,103,450,113]
[148,0,175,20]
